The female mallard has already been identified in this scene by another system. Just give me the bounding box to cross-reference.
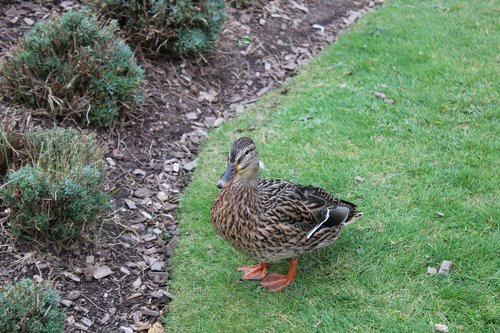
[210,137,363,292]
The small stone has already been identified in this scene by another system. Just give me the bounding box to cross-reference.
[427,267,437,275]
[434,324,449,332]
[93,266,113,279]
[86,256,94,264]
[438,260,453,275]
[355,176,365,182]
[259,18,266,26]
[374,92,386,99]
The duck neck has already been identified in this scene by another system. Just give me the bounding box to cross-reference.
[228,176,260,212]
[234,175,259,190]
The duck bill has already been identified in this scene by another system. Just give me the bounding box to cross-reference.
[217,163,236,189]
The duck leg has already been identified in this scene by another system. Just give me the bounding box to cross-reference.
[237,262,269,280]
[261,258,298,292]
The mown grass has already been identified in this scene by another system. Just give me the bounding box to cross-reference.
[166,0,499,331]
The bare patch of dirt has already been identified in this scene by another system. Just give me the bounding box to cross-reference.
[0,0,380,331]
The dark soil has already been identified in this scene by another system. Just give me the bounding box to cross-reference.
[0,0,379,332]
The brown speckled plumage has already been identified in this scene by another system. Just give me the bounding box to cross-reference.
[210,137,363,291]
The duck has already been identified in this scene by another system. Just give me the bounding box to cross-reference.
[210,137,363,292]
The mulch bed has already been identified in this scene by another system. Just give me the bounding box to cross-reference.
[0,0,379,331]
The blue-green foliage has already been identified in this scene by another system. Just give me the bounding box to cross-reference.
[0,279,65,333]
[1,128,109,241]
[93,0,226,55]
[0,9,143,126]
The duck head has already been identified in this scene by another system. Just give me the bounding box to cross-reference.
[217,137,260,189]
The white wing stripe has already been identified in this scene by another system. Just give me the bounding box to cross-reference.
[306,208,331,239]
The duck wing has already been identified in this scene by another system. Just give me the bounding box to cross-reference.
[258,179,359,238]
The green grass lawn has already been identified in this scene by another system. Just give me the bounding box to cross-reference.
[166,0,499,331]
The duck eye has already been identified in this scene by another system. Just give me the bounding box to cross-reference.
[244,150,250,155]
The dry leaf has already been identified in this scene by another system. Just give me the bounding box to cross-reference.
[132,322,151,331]
[148,322,164,333]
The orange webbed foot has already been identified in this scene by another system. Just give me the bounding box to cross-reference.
[237,262,268,280]
[260,258,298,292]
[261,273,293,292]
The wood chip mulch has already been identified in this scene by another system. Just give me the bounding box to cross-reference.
[0,0,381,331]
